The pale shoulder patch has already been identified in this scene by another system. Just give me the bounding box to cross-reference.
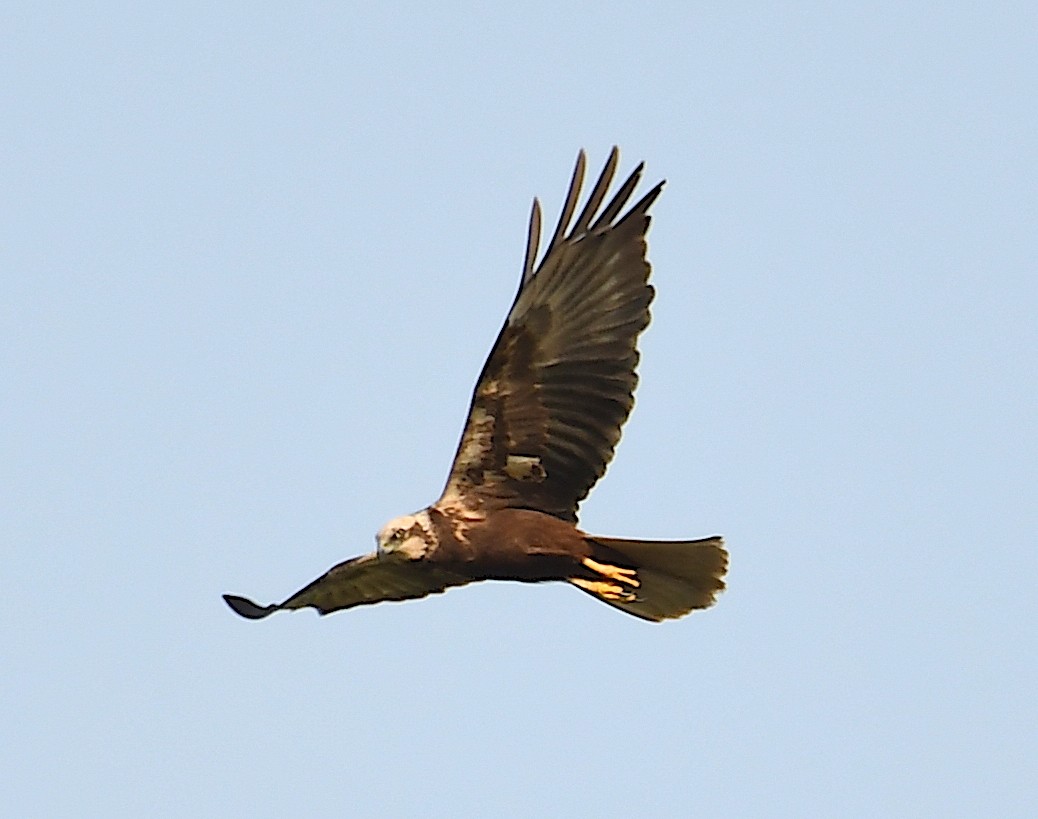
[454,404,495,482]
[504,454,546,482]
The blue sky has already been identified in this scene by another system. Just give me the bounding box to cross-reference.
[3,3,1035,817]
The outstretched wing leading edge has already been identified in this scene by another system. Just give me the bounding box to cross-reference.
[437,147,662,522]
[223,552,472,619]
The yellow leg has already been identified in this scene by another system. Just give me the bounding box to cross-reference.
[569,577,637,602]
[582,557,640,587]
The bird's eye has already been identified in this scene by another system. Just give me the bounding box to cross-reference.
[393,528,406,541]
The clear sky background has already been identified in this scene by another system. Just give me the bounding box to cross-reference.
[3,3,1035,817]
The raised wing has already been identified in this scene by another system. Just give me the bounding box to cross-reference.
[222,552,472,619]
[437,147,661,522]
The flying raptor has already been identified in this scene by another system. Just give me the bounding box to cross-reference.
[224,148,727,623]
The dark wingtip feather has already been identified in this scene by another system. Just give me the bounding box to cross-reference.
[223,594,278,620]
[543,149,587,260]
[521,197,543,286]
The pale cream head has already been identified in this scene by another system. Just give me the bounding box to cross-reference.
[376,511,434,560]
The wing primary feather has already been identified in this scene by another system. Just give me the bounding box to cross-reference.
[542,149,586,262]
[614,181,666,229]
[570,145,619,236]
[522,198,542,286]
[591,161,645,230]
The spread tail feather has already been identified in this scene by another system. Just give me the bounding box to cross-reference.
[573,535,728,622]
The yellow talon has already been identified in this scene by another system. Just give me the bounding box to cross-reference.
[570,577,637,602]
[582,557,640,587]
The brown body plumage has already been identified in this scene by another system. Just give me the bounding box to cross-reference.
[224,148,727,623]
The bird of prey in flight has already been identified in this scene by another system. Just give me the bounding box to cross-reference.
[224,148,727,623]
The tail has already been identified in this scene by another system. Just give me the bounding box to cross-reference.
[571,535,728,622]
